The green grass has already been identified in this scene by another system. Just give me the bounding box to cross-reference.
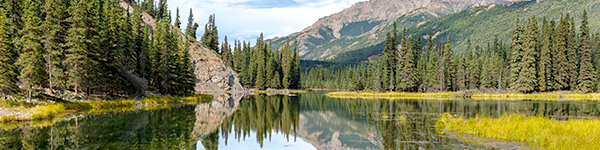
[327,91,600,101]
[436,113,600,150]
[326,91,456,100]
[0,94,213,122]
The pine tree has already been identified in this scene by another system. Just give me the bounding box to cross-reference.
[65,0,91,95]
[267,48,280,88]
[185,8,195,38]
[233,40,243,72]
[144,0,155,17]
[17,0,46,99]
[467,44,481,89]
[577,10,595,93]
[281,40,292,89]
[0,9,18,100]
[201,14,219,52]
[174,7,181,28]
[442,38,455,91]
[515,16,539,93]
[254,34,267,89]
[567,15,579,90]
[509,13,524,91]
[42,0,67,91]
[398,28,417,91]
[383,32,395,91]
[425,39,439,91]
[292,40,301,89]
[456,53,467,90]
[554,14,570,90]
[538,17,553,92]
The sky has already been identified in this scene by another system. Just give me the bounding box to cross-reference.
[166,0,367,45]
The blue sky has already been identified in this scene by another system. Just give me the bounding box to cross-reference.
[167,0,367,45]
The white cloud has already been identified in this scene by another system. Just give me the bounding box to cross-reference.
[167,0,367,45]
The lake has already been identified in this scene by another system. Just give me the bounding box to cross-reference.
[1,92,599,149]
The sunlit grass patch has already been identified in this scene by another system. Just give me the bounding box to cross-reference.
[30,104,66,120]
[436,113,600,150]
[326,91,456,100]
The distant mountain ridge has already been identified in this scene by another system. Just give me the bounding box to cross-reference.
[267,0,523,61]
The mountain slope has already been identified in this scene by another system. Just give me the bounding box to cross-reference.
[120,1,242,94]
[267,0,523,61]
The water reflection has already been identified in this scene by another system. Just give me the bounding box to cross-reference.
[1,92,600,149]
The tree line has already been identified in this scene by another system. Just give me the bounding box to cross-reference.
[303,11,600,93]
[217,34,302,90]
[0,0,197,100]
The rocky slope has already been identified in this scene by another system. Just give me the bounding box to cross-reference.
[268,0,523,61]
[120,1,242,94]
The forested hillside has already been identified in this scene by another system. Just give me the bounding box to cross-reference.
[303,11,600,93]
[0,0,201,100]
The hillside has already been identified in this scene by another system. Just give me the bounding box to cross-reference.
[267,0,523,62]
[120,1,242,94]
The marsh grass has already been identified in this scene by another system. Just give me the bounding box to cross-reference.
[0,94,213,122]
[328,91,600,101]
[327,91,456,100]
[436,113,600,150]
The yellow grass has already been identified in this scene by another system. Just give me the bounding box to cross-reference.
[0,94,213,122]
[328,91,600,101]
[436,113,600,150]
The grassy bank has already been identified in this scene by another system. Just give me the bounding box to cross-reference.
[326,91,455,100]
[327,91,600,101]
[0,94,213,123]
[251,89,307,95]
[436,113,600,150]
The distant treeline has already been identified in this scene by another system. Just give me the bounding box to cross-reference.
[302,11,600,93]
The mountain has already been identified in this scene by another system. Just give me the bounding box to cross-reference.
[267,0,523,62]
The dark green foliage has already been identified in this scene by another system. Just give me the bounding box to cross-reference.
[577,10,595,93]
[509,13,524,91]
[174,8,181,28]
[185,9,195,38]
[442,38,455,91]
[516,16,539,93]
[42,0,67,91]
[201,14,219,52]
[567,15,579,90]
[538,17,552,92]
[0,9,18,100]
[554,14,570,90]
[17,0,45,99]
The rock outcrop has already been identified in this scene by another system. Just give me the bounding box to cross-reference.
[120,1,242,94]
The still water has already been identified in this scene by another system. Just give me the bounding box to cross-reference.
[2,92,600,149]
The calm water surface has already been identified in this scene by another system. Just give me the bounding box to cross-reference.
[2,92,600,149]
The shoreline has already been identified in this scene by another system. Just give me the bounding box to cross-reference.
[326,91,600,101]
[0,94,213,123]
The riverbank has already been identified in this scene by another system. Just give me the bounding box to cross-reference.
[0,94,213,123]
[250,88,307,96]
[326,91,600,101]
[436,113,600,150]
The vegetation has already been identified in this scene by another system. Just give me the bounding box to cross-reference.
[0,94,212,122]
[305,10,600,95]
[0,0,199,100]
[437,113,600,150]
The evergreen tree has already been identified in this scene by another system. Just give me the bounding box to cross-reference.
[185,8,195,38]
[442,38,455,91]
[233,40,243,72]
[174,7,181,28]
[538,17,553,92]
[292,40,301,89]
[509,13,524,91]
[254,34,266,89]
[577,10,595,93]
[398,28,417,91]
[554,14,570,90]
[65,0,92,95]
[201,14,219,52]
[281,40,292,89]
[0,9,18,100]
[17,0,45,99]
[516,16,538,93]
[467,44,480,89]
[567,15,579,90]
[42,0,67,91]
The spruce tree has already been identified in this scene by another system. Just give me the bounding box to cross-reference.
[443,38,455,91]
[174,7,181,28]
[398,29,417,91]
[509,13,524,91]
[554,14,570,90]
[567,15,579,90]
[577,10,595,93]
[456,54,467,90]
[17,0,46,99]
[65,0,91,95]
[42,0,67,91]
[292,40,301,89]
[185,8,195,38]
[254,34,266,89]
[0,9,18,100]
[538,17,553,92]
[515,16,539,93]
[281,40,292,89]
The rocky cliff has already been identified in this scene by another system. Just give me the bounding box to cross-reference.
[268,0,524,61]
[120,1,242,94]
